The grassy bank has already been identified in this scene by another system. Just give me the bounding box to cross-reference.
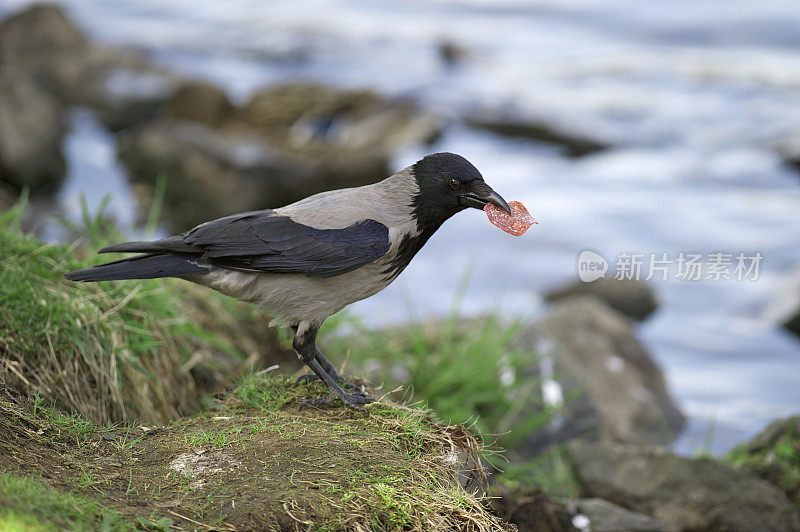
[0,201,294,425]
[0,376,508,531]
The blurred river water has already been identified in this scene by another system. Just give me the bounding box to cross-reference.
[3,0,799,454]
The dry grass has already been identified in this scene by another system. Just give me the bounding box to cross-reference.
[0,202,287,425]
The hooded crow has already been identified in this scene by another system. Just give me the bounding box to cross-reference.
[65,152,511,410]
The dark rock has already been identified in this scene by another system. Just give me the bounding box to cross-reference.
[464,114,607,157]
[0,3,88,66]
[0,3,177,133]
[117,120,311,229]
[783,306,800,340]
[237,82,442,159]
[544,278,659,321]
[728,415,800,511]
[437,40,469,66]
[0,3,91,100]
[119,82,443,230]
[82,65,177,132]
[567,499,664,532]
[0,72,66,192]
[778,134,800,173]
[168,81,233,127]
[490,484,576,532]
[508,296,684,459]
[569,440,800,532]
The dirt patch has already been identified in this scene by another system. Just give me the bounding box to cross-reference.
[0,376,510,531]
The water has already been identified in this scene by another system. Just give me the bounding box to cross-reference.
[4,0,799,453]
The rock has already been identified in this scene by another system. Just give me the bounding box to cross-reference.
[0,3,88,67]
[464,113,607,157]
[783,306,800,340]
[117,120,310,229]
[119,82,443,230]
[569,440,800,532]
[728,415,800,511]
[82,64,177,132]
[0,3,92,100]
[437,40,469,66]
[168,80,233,127]
[490,484,576,532]
[0,3,177,133]
[0,72,66,192]
[567,499,664,532]
[508,296,684,459]
[543,278,659,321]
[778,133,800,173]
[238,82,442,160]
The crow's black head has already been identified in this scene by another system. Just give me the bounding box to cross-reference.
[410,152,510,232]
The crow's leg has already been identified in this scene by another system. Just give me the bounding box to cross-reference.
[291,325,365,394]
[292,322,373,411]
[296,347,366,395]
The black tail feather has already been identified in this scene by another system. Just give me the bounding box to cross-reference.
[98,239,195,254]
[65,253,209,282]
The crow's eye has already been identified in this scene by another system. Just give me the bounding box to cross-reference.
[448,178,461,190]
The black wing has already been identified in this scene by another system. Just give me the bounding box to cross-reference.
[181,211,391,278]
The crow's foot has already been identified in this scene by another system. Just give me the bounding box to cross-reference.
[296,373,367,396]
[301,391,375,412]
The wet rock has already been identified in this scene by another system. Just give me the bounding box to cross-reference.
[0,3,88,69]
[83,65,177,132]
[0,3,177,133]
[727,415,800,511]
[567,499,664,532]
[0,3,92,101]
[464,113,608,157]
[490,484,576,532]
[120,82,443,230]
[437,40,469,66]
[0,72,66,192]
[508,296,684,459]
[238,82,442,163]
[117,120,309,229]
[783,306,800,340]
[569,440,800,532]
[778,133,800,173]
[543,278,659,321]
[168,80,233,127]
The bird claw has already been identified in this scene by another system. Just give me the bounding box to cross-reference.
[301,391,375,412]
[295,373,320,386]
[296,373,368,396]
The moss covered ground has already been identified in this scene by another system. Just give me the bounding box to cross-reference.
[0,376,509,531]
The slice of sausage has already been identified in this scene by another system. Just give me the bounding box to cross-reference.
[484,200,537,236]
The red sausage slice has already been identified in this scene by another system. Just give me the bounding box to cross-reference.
[484,200,537,236]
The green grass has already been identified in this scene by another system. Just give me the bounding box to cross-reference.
[0,473,134,531]
[321,310,549,452]
[728,420,800,510]
[0,196,261,424]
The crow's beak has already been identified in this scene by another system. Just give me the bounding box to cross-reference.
[460,185,512,215]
